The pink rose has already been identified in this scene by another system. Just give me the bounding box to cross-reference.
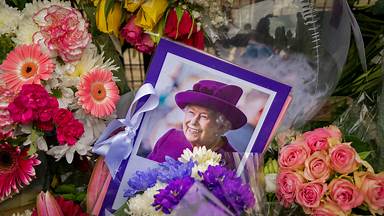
[56,119,84,146]
[278,141,311,170]
[296,182,326,208]
[328,179,363,212]
[121,16,143,45]
[33,5,91,62]
[312,199,347,216]
[276,170,304,207]
[330,143,360,174]
[355,172,384,215]
[303,151,331,183]
[134,34,155,54]
[303,126,341,152]
[53,108,73,126]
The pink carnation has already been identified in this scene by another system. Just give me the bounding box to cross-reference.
[7,84,57,125]
[0,86,15,139]
[33,5,91,63]
[303,125,342,153]
[56,119,84,146]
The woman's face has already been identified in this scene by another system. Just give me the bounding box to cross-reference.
[182,105,222,147]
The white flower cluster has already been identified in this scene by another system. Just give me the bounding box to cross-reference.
[125,183,168,216]
[187,0,233,28]
[179,146,222,179]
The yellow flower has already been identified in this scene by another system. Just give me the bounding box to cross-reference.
[124,0,144,12]
[96,0,122,37]
[135,0,168,31]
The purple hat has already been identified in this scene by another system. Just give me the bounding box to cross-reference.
[175,80,247,129]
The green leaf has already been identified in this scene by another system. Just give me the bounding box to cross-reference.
[62,194,76,200]
[93,34,130,94]
[27,142,36,155]
[175,6,184,23]
[0,34,15,64]
[104,0,115,21]
[113,203,129,216]
[358,151,372,160]
[55,184,76,194]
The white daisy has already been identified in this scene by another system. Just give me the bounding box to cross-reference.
[0,2,22,34]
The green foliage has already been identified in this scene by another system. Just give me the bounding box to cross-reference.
[94,34,130,94]
[0,34,15,64]
[5,0,30,10]
[114,203,129,216]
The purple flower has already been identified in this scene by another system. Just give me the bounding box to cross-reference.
[124,168,159,198]
[201,165,255,215]
[157,156,194,183]
[152,177,195,214]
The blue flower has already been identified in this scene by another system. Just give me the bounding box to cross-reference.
[157,156,194,183]
[201,165,255,215]
[152,176,195,214]
[124,168,159,198]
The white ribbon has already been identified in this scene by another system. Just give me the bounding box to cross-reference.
[93,83,159,178]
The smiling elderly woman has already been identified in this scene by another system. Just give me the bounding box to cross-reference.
[147,80,247,163]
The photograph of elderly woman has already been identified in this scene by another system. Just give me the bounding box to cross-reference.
[136,53,272,163]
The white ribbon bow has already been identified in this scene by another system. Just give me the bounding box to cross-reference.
[93,83,159,178]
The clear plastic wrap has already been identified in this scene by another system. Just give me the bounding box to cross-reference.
[203,0,363,130]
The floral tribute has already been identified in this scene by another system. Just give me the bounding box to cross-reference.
[276,125,384,215]
[95,0,233,54]
[123,146,255,215]
[0,1,122,202]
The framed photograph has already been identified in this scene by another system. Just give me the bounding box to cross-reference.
[99,39,291,214]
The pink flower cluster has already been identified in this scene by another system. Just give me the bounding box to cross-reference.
[276,125,384,215]
[0,86,15,140]
[121,16,155,54]
[53,108,84,146]
[33,5,91,63]
[7,84,84,146]
[7,84,59,131]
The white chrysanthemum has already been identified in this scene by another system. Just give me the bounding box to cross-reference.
[126,183,168,216]
[67,44,118,78]
[179,146,221,178]
[22,0,71,19]
[12,19,39,45]
[0,2,22,34]
[11,209,33,216]
[47,110,108,163]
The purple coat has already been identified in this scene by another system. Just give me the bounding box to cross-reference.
[147,129,236,168]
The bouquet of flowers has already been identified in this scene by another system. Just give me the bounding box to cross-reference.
[0,0,125,203]
[122,146,256,215]
[93,0,233,54]
[276,125,384,215]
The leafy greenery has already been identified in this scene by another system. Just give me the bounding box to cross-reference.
[0,34,15,64]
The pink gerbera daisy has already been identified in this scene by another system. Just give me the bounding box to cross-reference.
[0,143,40,200]
[76,69,120,118]
[0,44,55,93]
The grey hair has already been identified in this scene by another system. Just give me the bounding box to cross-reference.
[215,113,232,134]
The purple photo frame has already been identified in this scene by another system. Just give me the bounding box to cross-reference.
[98,38,291,215]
